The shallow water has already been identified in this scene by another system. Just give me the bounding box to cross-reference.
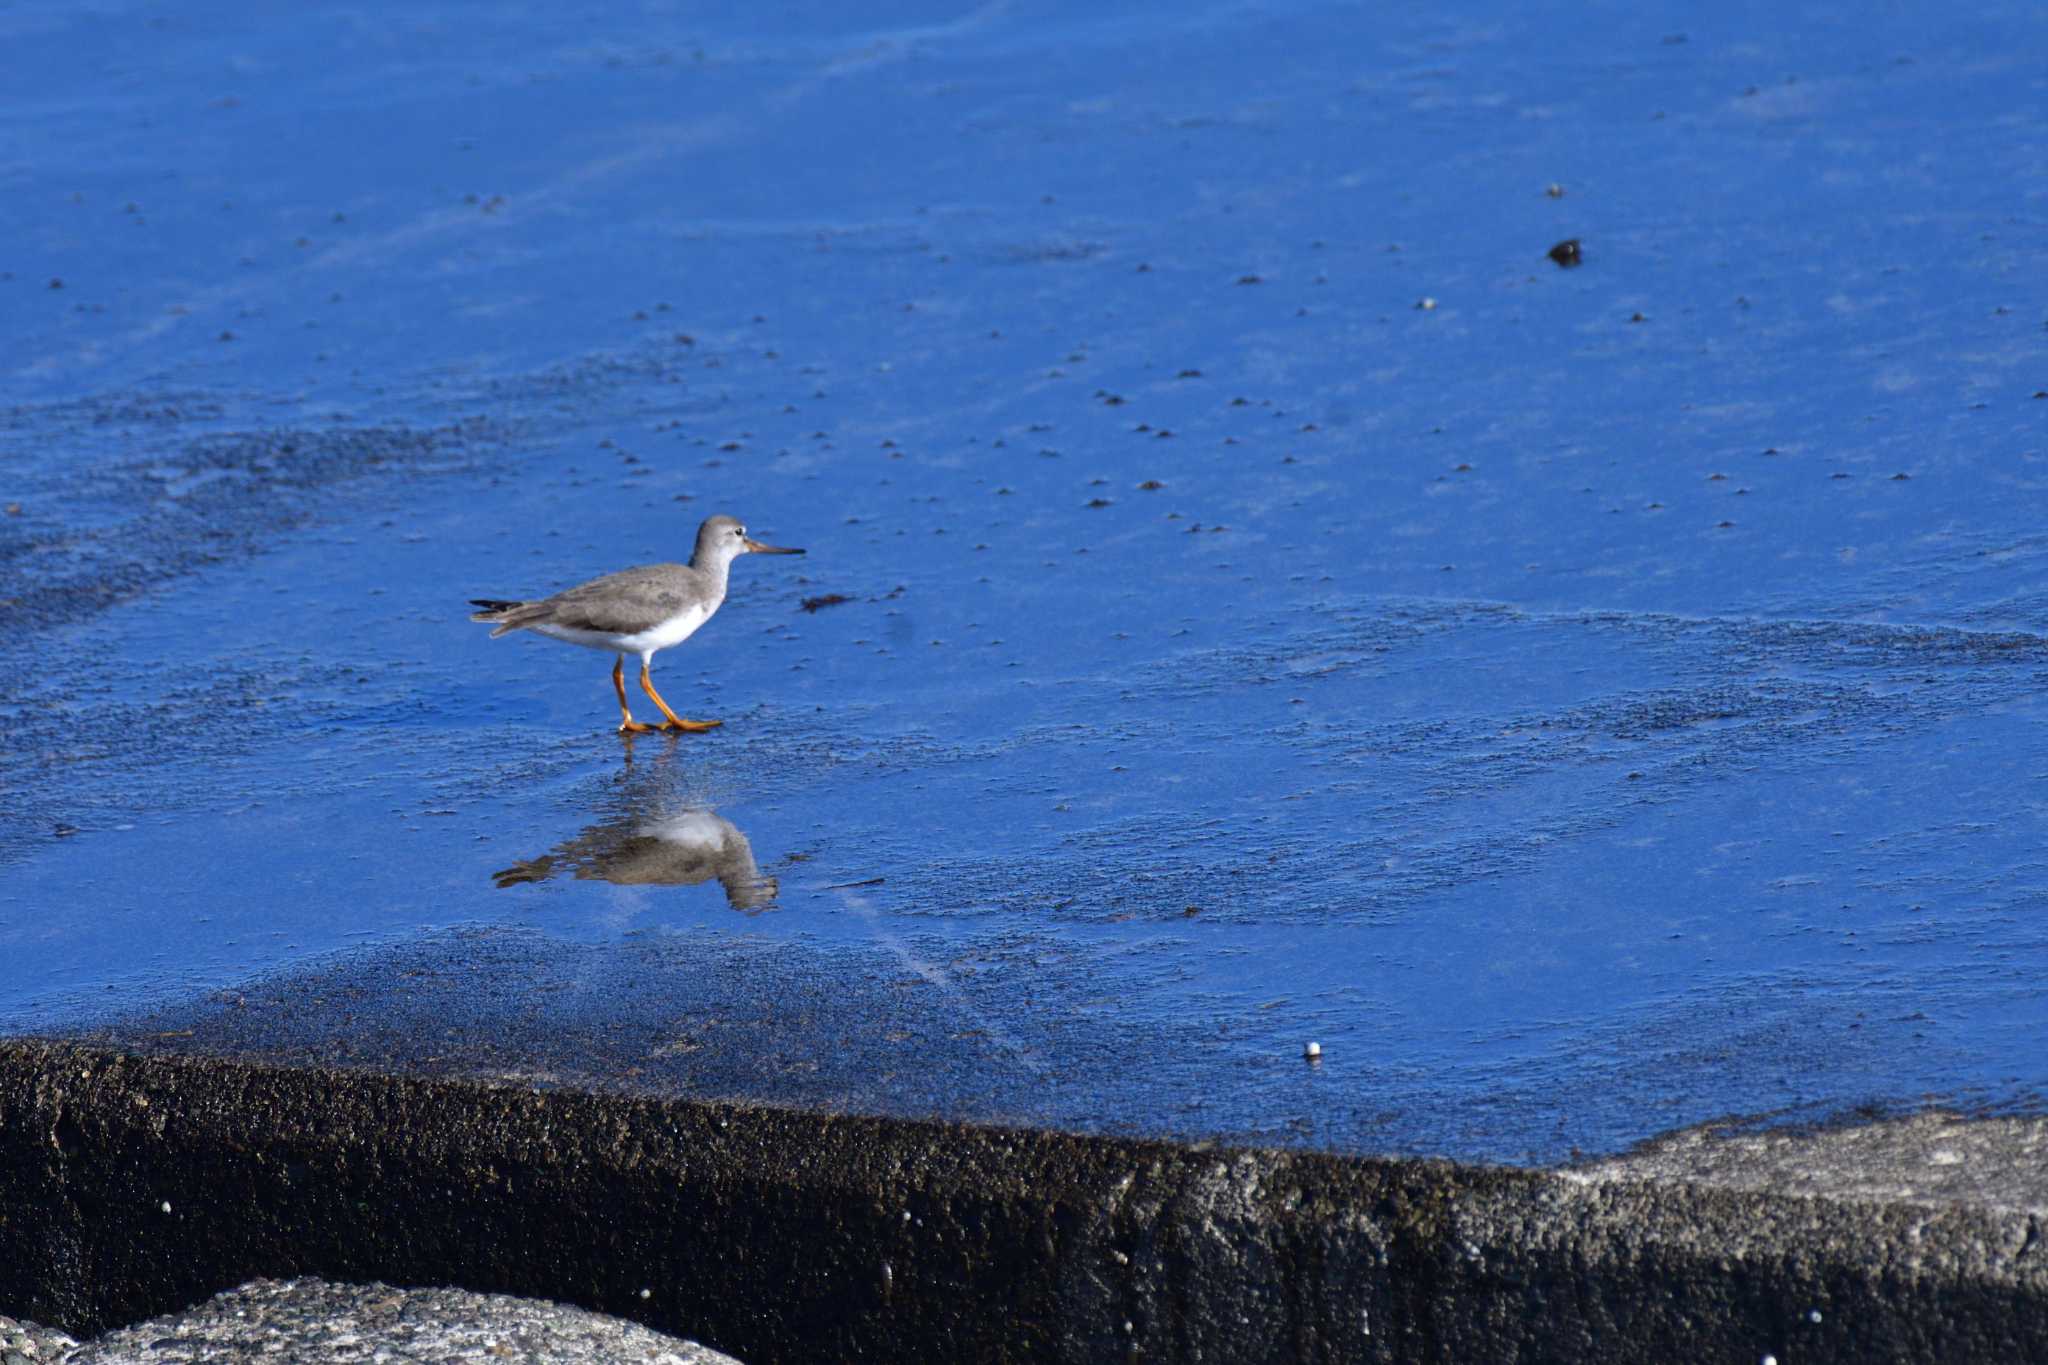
[2,0,2044,1163]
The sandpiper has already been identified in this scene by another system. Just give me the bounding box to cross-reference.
[469,513,804,734]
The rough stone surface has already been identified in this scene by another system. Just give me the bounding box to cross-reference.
[32,1277,737,1364]
[0,1040,2043,1364]
[1572,1109,2048,1212]
[0,1312,77,1360]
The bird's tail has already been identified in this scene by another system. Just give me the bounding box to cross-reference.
[469,598,544,638]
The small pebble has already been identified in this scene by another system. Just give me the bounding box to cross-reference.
[1303,1041,1322,1060]
[1415,297,1437,311]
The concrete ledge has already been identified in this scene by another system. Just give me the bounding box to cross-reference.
[0,1041,2042,1362]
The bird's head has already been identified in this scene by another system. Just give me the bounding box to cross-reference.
[698,514,805,564]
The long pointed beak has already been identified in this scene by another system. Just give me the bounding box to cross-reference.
[743,537,805,555]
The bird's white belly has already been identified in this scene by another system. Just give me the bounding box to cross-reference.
[535,604,710,657]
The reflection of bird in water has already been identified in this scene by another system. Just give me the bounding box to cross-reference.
[494,805,779,912]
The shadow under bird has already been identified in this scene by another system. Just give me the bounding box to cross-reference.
[469,513,804,733]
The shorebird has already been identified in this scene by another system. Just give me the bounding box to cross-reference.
[469,513,804,734]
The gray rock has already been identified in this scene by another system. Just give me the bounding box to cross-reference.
[0,1312,78,1360]
[52,1278,740,1364]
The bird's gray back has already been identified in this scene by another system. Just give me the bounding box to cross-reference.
[537,562,720,634]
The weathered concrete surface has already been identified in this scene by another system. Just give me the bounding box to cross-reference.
[0,1042,2041,1364]
[1574,1109,2048,1212]
[27,1277,737,1365]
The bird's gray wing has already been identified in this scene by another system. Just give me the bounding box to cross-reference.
[537,564,702,634]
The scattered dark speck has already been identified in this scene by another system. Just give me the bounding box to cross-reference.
[1237,274,1263,285]
[1087,497,1112,508]
[1137,480,1165,491]
[1548,238,1582,268]
[48,277,63,290]
[1629,312,1648,323]
[1178,369,1203,379]
[799,594,850,613]
[1891,472,1911,481]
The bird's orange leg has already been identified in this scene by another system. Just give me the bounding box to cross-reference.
[640,660,721,733]
[614,657,661,734]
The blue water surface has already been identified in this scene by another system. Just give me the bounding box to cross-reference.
[2,0,2044,1162]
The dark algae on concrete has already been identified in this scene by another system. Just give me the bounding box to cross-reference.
[2,1042,2043,1363]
